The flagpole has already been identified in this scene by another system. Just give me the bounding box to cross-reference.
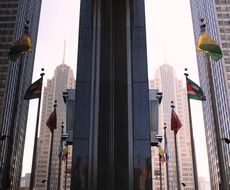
[46,100,57,190]
[29,68,44,190]
[184,69,199,190]
[1,22,29,190]
[57,122,64,190]
[200,20,228,189]
[64,145,68,190]
[159,151,162,190]
[163,123,169,190]
[171,102,181,190]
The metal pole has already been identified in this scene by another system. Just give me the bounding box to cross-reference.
[46,131,54,190]
[46,101,57,190]
[171,103,181,190]
[174,133,181,190]
[184,70,199,190]
[200,20,228,189]
[164,123,169,190]
[65,145,68,190]
[29,69,44,190]
[205,53,228,189]
[57,122,64,190]
[159,153,162,190]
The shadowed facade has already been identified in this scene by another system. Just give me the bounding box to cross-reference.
[72,1,152,189]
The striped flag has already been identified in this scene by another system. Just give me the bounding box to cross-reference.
[186,77,206,101]
[24,77,42,100]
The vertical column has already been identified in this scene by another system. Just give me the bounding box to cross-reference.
[72,0,152,189]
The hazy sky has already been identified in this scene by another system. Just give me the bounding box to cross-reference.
[22,0,210,182]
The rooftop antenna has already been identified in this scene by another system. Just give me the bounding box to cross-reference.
[62,40,66,65]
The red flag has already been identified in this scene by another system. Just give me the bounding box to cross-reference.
[171,109,182,135]
[46,108,57,133]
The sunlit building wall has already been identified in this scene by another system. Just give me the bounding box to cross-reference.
[150,64,195,190]
[190,0,230,189]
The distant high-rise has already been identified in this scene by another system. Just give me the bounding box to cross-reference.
[20,173,31,188]
[150,64,195,190]
[34,64,75,190]
[0,1,42,189]
[190,1,230,189]
[198,177,211,190]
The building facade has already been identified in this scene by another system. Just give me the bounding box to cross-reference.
[34,64,75,190]
[72,0,152,189]
[198,177,211,190]
[20,173,31,188]
[150,64,195,190]
[0,0,42,189]
[190,0,230,189]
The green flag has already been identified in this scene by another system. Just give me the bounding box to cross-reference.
[197,32,222,61]
[24,77,42,100]
[186,77,206,101]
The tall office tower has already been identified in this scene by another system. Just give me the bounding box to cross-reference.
[72,0,152,189]
[34,64,75,190]
[198,177,211,190]
[190,1,230,189]
[150,64,195,190]
[20,173,31,188]
[0,0,42,189]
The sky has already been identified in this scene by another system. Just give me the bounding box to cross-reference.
[22,0,210,182]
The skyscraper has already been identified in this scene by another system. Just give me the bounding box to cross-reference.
[190,1,230,189]
[150,64,195,190]
[72,0,152,189]
[34,63,75,190]
[0,1,42,189]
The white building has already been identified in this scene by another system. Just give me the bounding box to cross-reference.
[150,64,195,190]
[34,63,75,190]
[199,177,211,190]
[20,173,31,187]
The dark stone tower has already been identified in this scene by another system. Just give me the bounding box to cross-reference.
[72,0,152,189]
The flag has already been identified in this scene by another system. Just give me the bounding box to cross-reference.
[197,32,222,61]
[46,108,57,133]
[171,109,182,135]
[24,77,42,100]
[186,77,206,101]
[62,146,68,161]
[159,146,166,163]
[8,34,32,61]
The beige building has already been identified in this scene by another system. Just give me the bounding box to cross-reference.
[150,64,195,190]
[34,63,75,190]
[198,177,211,190]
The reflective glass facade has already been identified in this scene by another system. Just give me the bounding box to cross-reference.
[0,0,42,189]
[190,0,230,189]
[72,0,152,189]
